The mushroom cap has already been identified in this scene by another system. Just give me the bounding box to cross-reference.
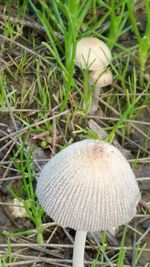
[89,69,113,87]
[36,140,140,231]
[75,37,112,70]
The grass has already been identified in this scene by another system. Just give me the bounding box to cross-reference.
[10,139,44,244]
[0,0,150,266]
[91,228,128,267]
[0,239,16,267]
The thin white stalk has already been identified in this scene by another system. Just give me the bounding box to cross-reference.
[89,69,113,114]
[73,230,87,267]
[90,86,101,114]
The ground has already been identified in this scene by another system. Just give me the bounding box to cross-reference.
[0,1,150,267]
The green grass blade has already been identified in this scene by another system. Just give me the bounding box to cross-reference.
[117,225,128,267]
[127,0,141,42]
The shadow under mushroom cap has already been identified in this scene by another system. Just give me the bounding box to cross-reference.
[36,139,141,231]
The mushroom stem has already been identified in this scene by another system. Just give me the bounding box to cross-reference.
[73,230,87,267]
[89,69,113,115]
[90,85,101,114]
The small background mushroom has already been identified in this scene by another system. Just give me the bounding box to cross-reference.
[75,37,113,114]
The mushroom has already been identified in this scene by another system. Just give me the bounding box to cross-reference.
[36,139,140,267]
[75,37,112,114]
[89,69,113,114]
[75,37,112,70]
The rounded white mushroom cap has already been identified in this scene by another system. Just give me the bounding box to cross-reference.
[75,37,112,70]
[89,69,113,87]
[36,140,140,231]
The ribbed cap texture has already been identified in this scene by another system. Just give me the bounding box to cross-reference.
[36,139,140,231]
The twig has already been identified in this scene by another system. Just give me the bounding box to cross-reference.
[88,115,150,127]
[0,139,14,153]
[0,243,150,252]
[139,199,150,213]
[0,13,44,32]
[137,177,150,181]
[51,111,57,156]
[98,97,150,146]
[0,110,69,142]
[0,250,143,267]
[0,34,54,67]
[136,226,150,244]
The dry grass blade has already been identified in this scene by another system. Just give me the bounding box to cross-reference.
[0,34,54,67]
[0,110,69,142]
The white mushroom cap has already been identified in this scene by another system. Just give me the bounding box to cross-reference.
[75,37,112,70]
[89,69,113,87]
[36,140,140,231]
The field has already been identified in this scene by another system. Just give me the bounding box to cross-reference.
[0,1,150,266]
